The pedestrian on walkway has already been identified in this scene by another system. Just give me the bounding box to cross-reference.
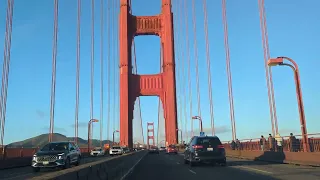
[275,133,283,152]
[260,135,266,151]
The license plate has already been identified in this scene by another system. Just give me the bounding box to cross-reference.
[43,161,49,165]
[207,148,213,151]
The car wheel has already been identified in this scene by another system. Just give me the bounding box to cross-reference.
[75,155,81,166]
[32,167,40,172]
[63,157,71,169]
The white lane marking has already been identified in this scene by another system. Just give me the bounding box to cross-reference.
[234,166,273,174]
[188,169,196,174]
[119,152,148,180]
[176,162,180,164]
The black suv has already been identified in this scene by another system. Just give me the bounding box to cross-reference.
[31,141,82,172]
[183,136,226,167]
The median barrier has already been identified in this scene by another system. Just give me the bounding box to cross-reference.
[226,149,320,167]
[28,150,147,180]
[0,152,90,170]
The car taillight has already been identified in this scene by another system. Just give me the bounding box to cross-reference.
[192,145,203,149]
[218,145,224,149]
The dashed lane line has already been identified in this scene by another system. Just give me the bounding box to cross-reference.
[188,169,197,174]
[233,166,273,175]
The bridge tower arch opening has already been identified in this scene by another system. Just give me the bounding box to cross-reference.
[119,0,178,148]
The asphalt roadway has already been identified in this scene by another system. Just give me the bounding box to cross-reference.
[0,155,109,180]
[126,152,320,180]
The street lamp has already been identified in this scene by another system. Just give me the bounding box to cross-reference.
[192,116,203,132]
[88,119,99,153]
[176,129,183,144]
[113,130,120,145]
[267,57,309,152]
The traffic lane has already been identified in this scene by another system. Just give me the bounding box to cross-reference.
[226,157,320,180]
[0,155,110,180]
[126,152,277,180]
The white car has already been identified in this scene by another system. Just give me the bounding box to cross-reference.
[90,147,105,157]
[109,146,123,156]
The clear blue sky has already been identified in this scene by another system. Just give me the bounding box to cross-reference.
[0,0,319,145]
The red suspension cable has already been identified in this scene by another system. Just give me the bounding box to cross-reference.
[258,0,276,136]
[0,0,14,149]
[191,0,202,132]
[222,0,237,140]
[177,0,188,142]
[99,0,104,147]
[107,0,111,142]
[262,0,278,134]
[49,0,59,142]
[183,0,193,137]
[175,0,183,140]
[90,0,95,143]
[202,0,215,136]
[74,0,81,144]
[130,0,144,144]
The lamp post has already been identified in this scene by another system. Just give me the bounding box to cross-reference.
[267,57,309,152]
[88,119,99,153]
[192,116,203,132]
[176,129,183,144]
[113,130,119,146]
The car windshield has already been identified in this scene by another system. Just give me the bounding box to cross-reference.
[41,142,68,151]
[94,147,102,151]
[169,145,176,148]
[112,146,121,149]
[196,137,222,146]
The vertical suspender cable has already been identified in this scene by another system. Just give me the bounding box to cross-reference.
[112,0,117,139]
[258,0,276,136]
[222,0,237,140]
[90,0,95,142]
[115,0,121,136]
[107,0,111,142]
[49,0,59,142]
[0,0,14,149]
[202,0,215,136]
[74,0,81,144]
[111,0,115,134]
[179,0,188,142]
[100,0,104,148]
[191,0,202,132]
[130,0,144,144]
[175,0,183,140]
[262,0,278,134]
[183,0,192,137]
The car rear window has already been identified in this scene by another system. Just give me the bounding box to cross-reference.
[169,145,176,148]
[196,137,222,146]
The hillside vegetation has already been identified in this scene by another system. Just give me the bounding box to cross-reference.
[6,133,112,148]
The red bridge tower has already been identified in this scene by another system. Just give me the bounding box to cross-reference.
[119,0,178,148]
[147,122,155,148]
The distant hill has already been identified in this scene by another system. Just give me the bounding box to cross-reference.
[6,133,113,148]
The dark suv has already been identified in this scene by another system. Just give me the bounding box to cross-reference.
[31,141,82,172]
[183,136,226,167]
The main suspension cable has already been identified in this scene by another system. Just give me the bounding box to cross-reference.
[100,0,104,147]
[111,0,115,134]
[74,0,81,144]
[258,0,276,136]
[49,0,59,142]
[0,0,14,149]
[202,0,215,136]
[222,0,236,140]
[191,0,202,132]
[183,0,193,137]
